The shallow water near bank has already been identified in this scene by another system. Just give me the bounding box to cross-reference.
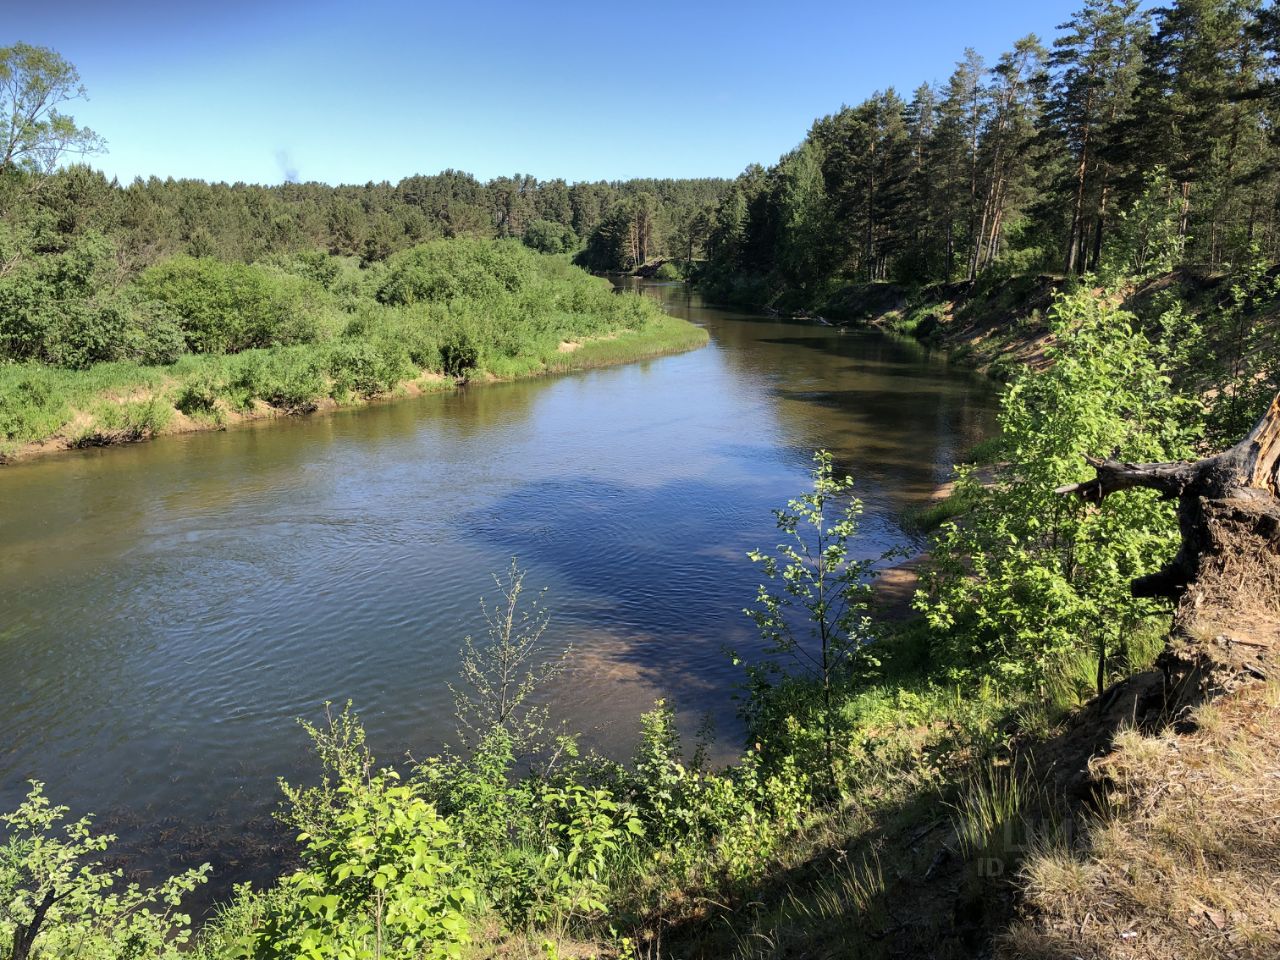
[0,281,995,903]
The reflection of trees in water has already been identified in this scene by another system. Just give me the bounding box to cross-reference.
[2,376,551,561]
[640,283,998,514]
[0,285,999,917]
[424,376,545,440]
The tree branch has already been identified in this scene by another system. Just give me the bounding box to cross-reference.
[1053,454,1200,502]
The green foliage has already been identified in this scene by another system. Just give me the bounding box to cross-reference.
[71,395,172,446]
[376,239,532,306]
[1099,167,1187,284]
[0,782,208,960]
[0,367,69,443]
[450,561,570,763]
[949,760,1037,866]
[232,351,326,410]
[576,194,665,272]
[278,702,375,841]
[175,373,222,417]
[415,732,542,926]
[744,450,879,793]
[135,258,340,354]
[522,220,577,256]
[0,232,138,368]
[0,240,685,451]
[438,329,479,379]
[537,784,641,923]
[1202,248,1280,445]
[775,141,831,294]
[918,286,1201,692]
[249,772,474,960]
[283,251,346,290]
[324,340,413,400]
[625,701,811,884]
[0,43,104,174]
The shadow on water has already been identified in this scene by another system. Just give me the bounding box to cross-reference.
[0,280,998,914]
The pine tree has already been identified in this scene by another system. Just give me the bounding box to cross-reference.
[1048,0,1149,274]
[1129,0,1268,266]
[972,36,1051,274]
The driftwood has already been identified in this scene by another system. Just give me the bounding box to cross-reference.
[1058,391,1280,694]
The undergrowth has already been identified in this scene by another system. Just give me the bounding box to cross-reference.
[0,241,706,459]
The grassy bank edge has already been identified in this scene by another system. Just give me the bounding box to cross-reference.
[0,313,708,466]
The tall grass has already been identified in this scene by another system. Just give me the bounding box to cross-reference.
[951,758,1036,867]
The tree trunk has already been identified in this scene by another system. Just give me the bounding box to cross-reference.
[1057,392,1280,693]
[10,889,58,960]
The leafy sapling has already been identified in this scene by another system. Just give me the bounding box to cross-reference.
[451,559,573,773]
[743,450,878,796]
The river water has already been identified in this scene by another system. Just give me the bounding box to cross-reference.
[0,281,995,900]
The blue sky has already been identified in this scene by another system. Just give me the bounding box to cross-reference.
[12,1,1092,186]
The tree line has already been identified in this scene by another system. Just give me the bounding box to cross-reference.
[0,164,727,273]
[696,0,1280,301]
[0,39,724,277]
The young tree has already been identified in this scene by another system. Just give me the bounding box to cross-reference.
[744,451,878,795]
[919,286,1201,695]
[450,560,569,766]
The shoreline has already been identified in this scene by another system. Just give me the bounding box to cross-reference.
[0,314,708,467]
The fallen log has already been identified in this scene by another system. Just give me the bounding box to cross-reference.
[1058,391,1280,695]
[1057,391,1280,600]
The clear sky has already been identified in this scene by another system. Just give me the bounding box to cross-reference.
[11,0,1093,187]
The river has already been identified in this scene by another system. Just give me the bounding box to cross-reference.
[0,280,995,902]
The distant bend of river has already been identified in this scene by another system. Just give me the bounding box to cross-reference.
[0,280,996,904]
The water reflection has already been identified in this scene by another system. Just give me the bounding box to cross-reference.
[0,282,995,907]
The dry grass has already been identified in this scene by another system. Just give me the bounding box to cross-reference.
[1001,682,1280,960]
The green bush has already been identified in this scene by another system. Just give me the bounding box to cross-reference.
[284,250,344,290]
[230,351,326,410]
[0,366,71,442]
[918,286,1201,692]
[440,328,480,378]
[372,308,443,369]
[129,300,189,365]
[0,782,208,959]
[325,340,413,399]
[248,773,475,960]
[135,257,339,354]
[522,220,577,255]
[175,373,222,417]
[377,238,535,306]
[0,232,138,368]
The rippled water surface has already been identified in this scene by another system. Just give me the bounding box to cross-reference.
[0,282,995,898]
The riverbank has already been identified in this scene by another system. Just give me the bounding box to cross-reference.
[0,239,713,466]
[0,312,707,465]
[703,267,1271,387]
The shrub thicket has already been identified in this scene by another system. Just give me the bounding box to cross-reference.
[135,257,342,354]
[0,238,680,452]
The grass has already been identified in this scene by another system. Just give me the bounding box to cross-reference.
[595,610,1183,960]
[1003,681,1280,960]
[902,485,978,534]
[950,758,1038,866]
[0,240,710,463]
[0,311,707,463]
